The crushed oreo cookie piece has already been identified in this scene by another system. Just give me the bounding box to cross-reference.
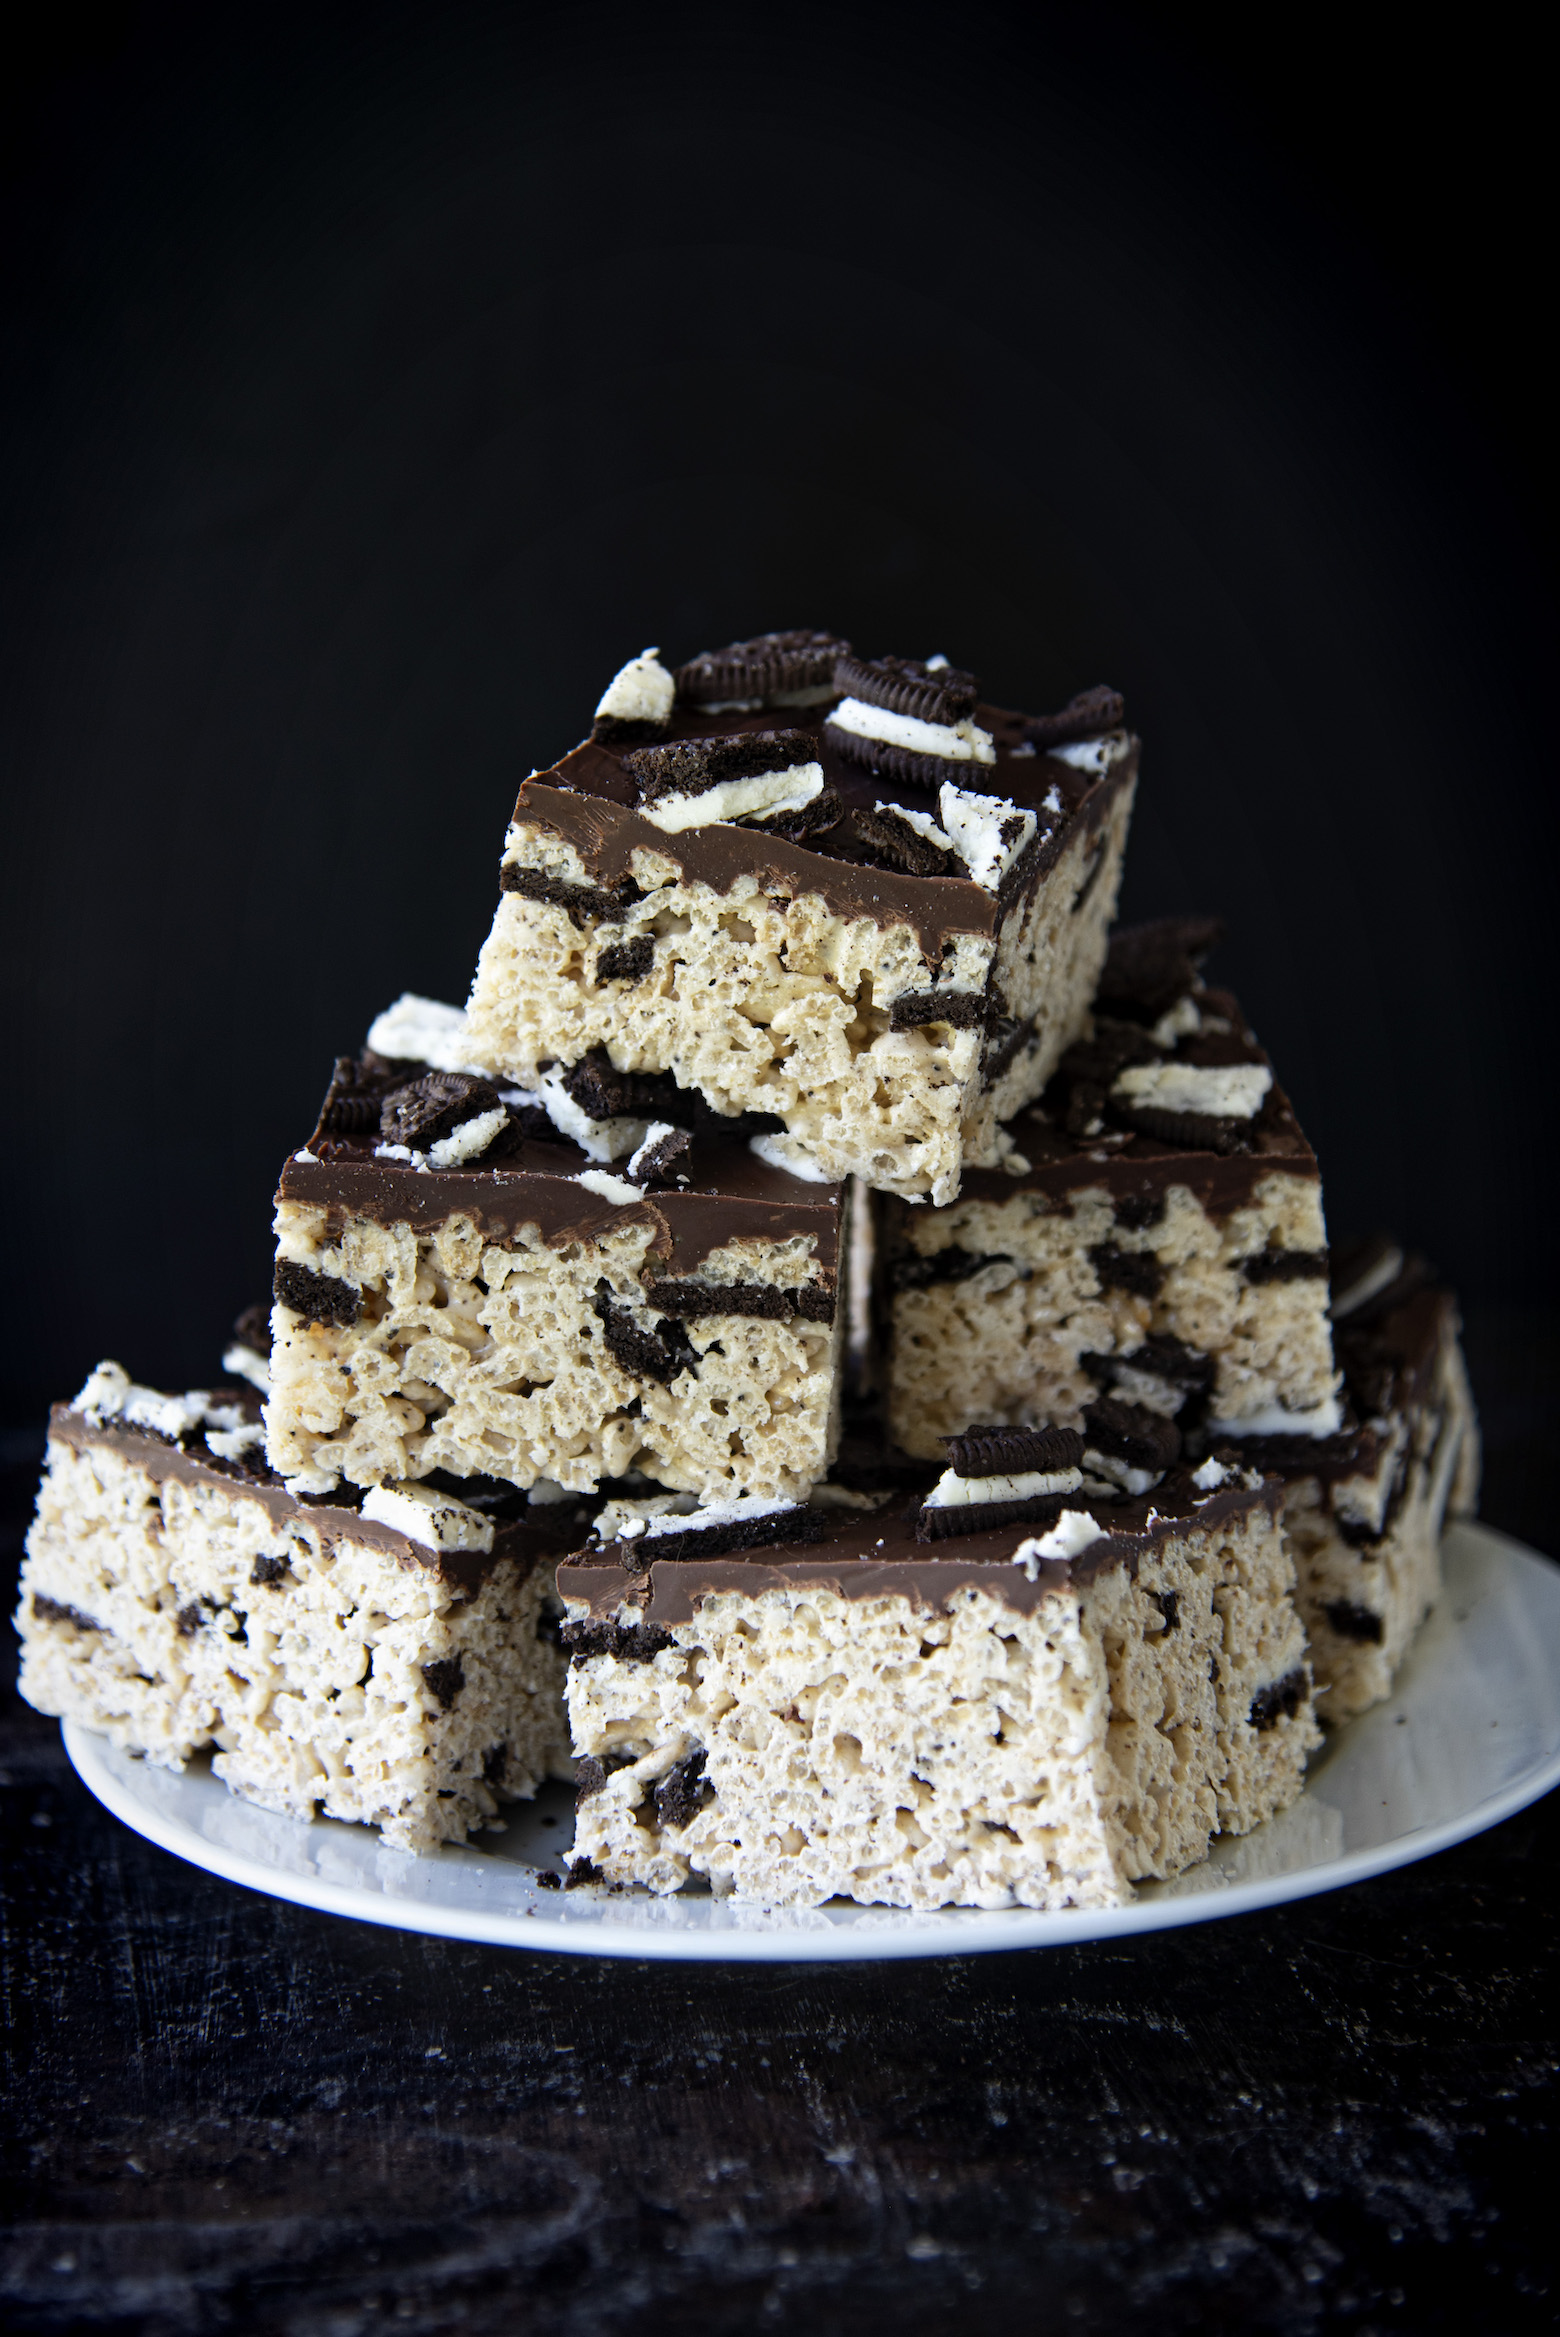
[421,1655,465,1711]
[563,1856,604,1888]
[560,1615,676,1664]
[916,1492,1074,1543]
[749,787,844,844]
[380,1070,502,1151]
[249,1554,290,1587]
[1089,1244,1166,1300]
[574,1755,609,1802]
[1150,1588,1181,1633]
[654,1749,711,1832]
[833,653,979,727]
[643,1276,834,1325]
[1086,1334,1216,1409]
[591,1286,699,1386]
[534,1868,562,1889]
[1098,915,1225,1024]
[840,804,962,879]
[983,1014,1034,1083]
[1108,1102,1255,1155]
[626,1126,694,1188]
[316,1054,404,1138]
[674,630,850,708]
[1324,1599,1385,1644]
[559,1049,781,1143]
[943,1423,1085,1479]
[890,1248,1010,1293]
[1025,685,1126,748]
[889,989,988,1034]
[32,1592,101,1633]
[500,863,644,928]
[1082,1399,1182,1474]
[1113,1193,1166,1232]
[230,1303,272,1358]
[622,729,815,811]
[1058,1019,1163,1090]
[616,1504,826,1569]
[1242,1246,1330,1284]
[596,934,654,986]
[274,1259,360,1329]
[1249,1668,1308,1731]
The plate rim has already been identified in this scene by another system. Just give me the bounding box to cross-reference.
[60,1522,1560,1963]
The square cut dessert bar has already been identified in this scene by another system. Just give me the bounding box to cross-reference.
[556,1434,1318,1911]
[883,917,1342,1458]
[265,995,849,1504]
[463,634,1138,1203]
[1231,1237,1480,1723]
[16,1360,581,1852]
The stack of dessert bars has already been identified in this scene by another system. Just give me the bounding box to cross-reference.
[17,634,1479,1907]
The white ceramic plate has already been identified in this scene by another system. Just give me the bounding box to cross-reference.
[63,1522,1560,1963]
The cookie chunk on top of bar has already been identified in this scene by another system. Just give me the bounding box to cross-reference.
[463,636,1138,1204]
[556,1436,1318,1910]
[1229,1238,1479,1723]
[264,993,850,1506]
[16,1356,583,1851]
[883,915,1343,1458]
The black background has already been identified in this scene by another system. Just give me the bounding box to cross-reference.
[3,12,1558,2330]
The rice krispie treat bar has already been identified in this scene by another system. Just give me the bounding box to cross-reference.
[464,635,1138,1203]
[883,918,1342,1457]
[17,1362,582,1851]
[266,997,849,1504]
[1231,1238,1480,1722]
[555,1435,1318,1911]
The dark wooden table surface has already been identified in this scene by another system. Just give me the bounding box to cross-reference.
[4,1316,1557,2335]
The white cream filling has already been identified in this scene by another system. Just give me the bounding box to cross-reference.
[537,1066,647,1162]
[594,646,674,728]
[365,994,484,1076]
[1210,1397,1345,1439]
[572,1168,645,1207]
[527,1478,573,1506]
[221,1342,271,1397]
[205,1423,267,1463]
[373,1143,426,1170]
[1011,1509,1106,1577]
[640,760,823,835]
[828,697,996,766]
[1111,1061,1273,1120]
[1080,1449,1160,1497]
[1049,730,1131,774]
[1331,1244,1404,1319]
[362,1480,496,1555]
[72,1362,210,1442]
[641,1493,799,1540]
[936,782,1038,891]
[1192,1456,1229,1492]
[593,1492,701,1544]
[924,1464,1084,1509]
[283,1465,341,1499]
[427,1107,509,1168]
[1150,994,1203,1046]
[749,1132,835,1183]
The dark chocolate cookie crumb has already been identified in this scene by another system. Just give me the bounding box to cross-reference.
[483,1743,509,1784]
[1110,1103,1255,1156]
[655,1749,710,1833]
[1025,685,1126,748]
[889,988,989,1034]
[1324,1599,1385,1643]
[175,1601,203,1637]
[562,1856,604,1888]
[943,1423,1085,1479]
[1098,915,1225,1023]
[380,1070,502,1151]
[1150,1588,1181,1633]
[500,863,644,928]
[842,804,962,880]
[1113,1192,1166,1232]
[1071,843,1108,914]
[596,934,655,986]
[890,1247,1011,1293]
[833,653,978,727]
[1089,1243,1166,1300]
[916,1491,1075,1544]
[592,1286,699,1386]
[983,1014,1035,1084]
[643,1275,835,1325]
[273,1259,360,1329]
[560,1616,676,1663]
[535,1867,562,1889]
[674,630,850,707]
[574,1755,608,1802]
[622,729,815,809]
[314,1054,406,1139]
[32,1592,102,1633]
[421,1656,465,1711]
[591,714,670,748]
[615,1504,825,1569]
[750,788,846,845]
[230,1302,273,1357]
[626,1126,693,1188]
[1083,1399,1182,1472]
[1249,1667,1308,1731]
[249,1554,290,1587]
[1243,1246,1330,1284]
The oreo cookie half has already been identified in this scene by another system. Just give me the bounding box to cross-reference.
[1098,916,1225,1024]
[1025,685,1126,748]
[674,630,851,709]
[832,653,979,728]
[942,1423,1085,1479]
[622,730,815,810]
